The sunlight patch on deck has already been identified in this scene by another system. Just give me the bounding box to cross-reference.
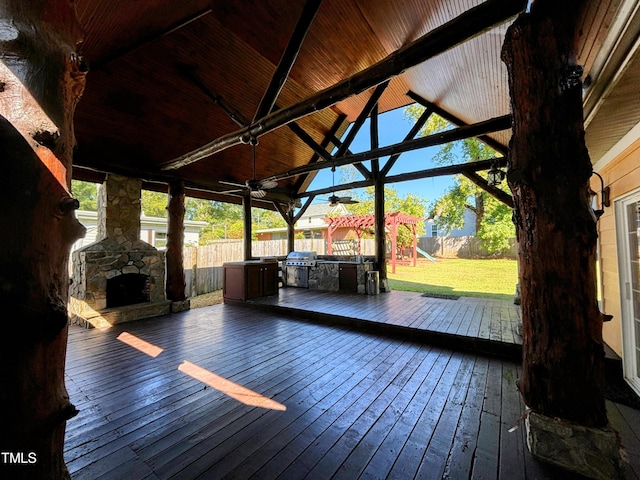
[178,360,286,411]
[117,332,164,357]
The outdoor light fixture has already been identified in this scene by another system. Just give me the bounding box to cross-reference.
[591,171,610,219]
[487,162,506,187]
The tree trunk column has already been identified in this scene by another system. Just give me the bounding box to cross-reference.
[0,1,86,478]
[502,5,623,474]
[503,1,606,427]
[374,178,389,291]
[243,194,252,260]
[166,181,189,311]
[502,3,622,477]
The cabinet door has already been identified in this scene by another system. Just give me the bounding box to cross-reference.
[339,264,358,293]
[262,263,279,296]
[245,265,263,299]
[223,264,246,301]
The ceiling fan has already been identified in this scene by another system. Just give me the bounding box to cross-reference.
[324,164,359,206]
[327,194,359,206]
[219,137,278,198]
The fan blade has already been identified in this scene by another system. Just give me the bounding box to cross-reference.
[219,180,245,188]
[258,178,278,190]
[340,197,359,204]
[250,189,267,199]
[218,188,245,195]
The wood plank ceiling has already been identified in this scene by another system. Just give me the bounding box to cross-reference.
[71,0,625,206]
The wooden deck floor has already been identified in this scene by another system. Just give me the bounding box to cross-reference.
[246,288,523,359]
[64,295,640,479]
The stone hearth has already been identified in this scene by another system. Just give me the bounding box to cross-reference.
[69,174,170,328]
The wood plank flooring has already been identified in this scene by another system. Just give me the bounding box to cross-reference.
[63,302,640,479]
[246,288,523,359]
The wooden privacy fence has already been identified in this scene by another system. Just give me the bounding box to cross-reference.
[182,237,514,297]
[418,236,517,259]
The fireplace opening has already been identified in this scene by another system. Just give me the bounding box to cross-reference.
[107,273,150,308]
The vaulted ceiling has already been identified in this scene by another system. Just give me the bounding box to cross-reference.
[71,0,638,207]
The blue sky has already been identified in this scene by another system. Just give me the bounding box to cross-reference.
[307,106,456,207]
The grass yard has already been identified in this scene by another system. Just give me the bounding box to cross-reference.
[387,258,518,301]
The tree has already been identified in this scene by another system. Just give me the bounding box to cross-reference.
[71,180,99,211]
[404,105,515,254]
[141,189,169,217]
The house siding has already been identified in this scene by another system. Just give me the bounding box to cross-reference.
[595,135,640,356]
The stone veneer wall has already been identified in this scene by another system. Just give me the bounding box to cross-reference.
[69,174,169,327]
[308,262,372,293]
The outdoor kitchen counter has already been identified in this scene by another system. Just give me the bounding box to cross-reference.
[223,260,279,302]
[309,260,374,294]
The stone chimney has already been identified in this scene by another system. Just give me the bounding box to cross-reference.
[97,174,142,247]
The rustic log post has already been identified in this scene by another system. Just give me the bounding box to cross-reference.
[166,181,189,310]
[374,178,388,291]
[243,193,253,260]
[0,1,86,478]
[287,219,295,253]
[502,2,622,477]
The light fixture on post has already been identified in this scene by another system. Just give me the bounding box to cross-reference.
[487,161,506,187]
[591,171,610,219]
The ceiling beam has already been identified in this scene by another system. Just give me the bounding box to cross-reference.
[406,91,509,155]
[177,64,250,128]
[271,115,511,181]
[253,0,323,121]
[91,8,212,70]
[383,157,507,185]
[287,122,334,163]
[292,114,348,194]
[332,81,390,181]
[298,157,508,198]
[371,103,380,176]
[462,171,514,208]
[161,0,527,171]
[379,104,434,177]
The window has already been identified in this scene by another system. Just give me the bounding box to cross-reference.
[154,231,167,248]
[431,224,438,237]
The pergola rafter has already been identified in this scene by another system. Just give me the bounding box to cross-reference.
[323,212,421,273]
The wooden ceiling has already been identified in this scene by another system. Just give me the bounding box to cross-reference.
[71,0,631,206]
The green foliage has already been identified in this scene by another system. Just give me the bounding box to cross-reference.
[184,199,286,244]
[141,190,168,217]
[476,200,514,254]
[405,104,515,255]
[71,180,99,211]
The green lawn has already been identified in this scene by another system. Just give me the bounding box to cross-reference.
[387,258,518,301]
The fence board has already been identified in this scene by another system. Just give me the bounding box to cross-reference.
[418,237,517,259]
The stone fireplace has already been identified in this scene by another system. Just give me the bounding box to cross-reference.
[69,174,170,327]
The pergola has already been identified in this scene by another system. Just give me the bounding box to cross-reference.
[324,212,421,274]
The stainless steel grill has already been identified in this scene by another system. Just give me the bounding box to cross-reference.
[284,251,317,288]
[284,251,317,267]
